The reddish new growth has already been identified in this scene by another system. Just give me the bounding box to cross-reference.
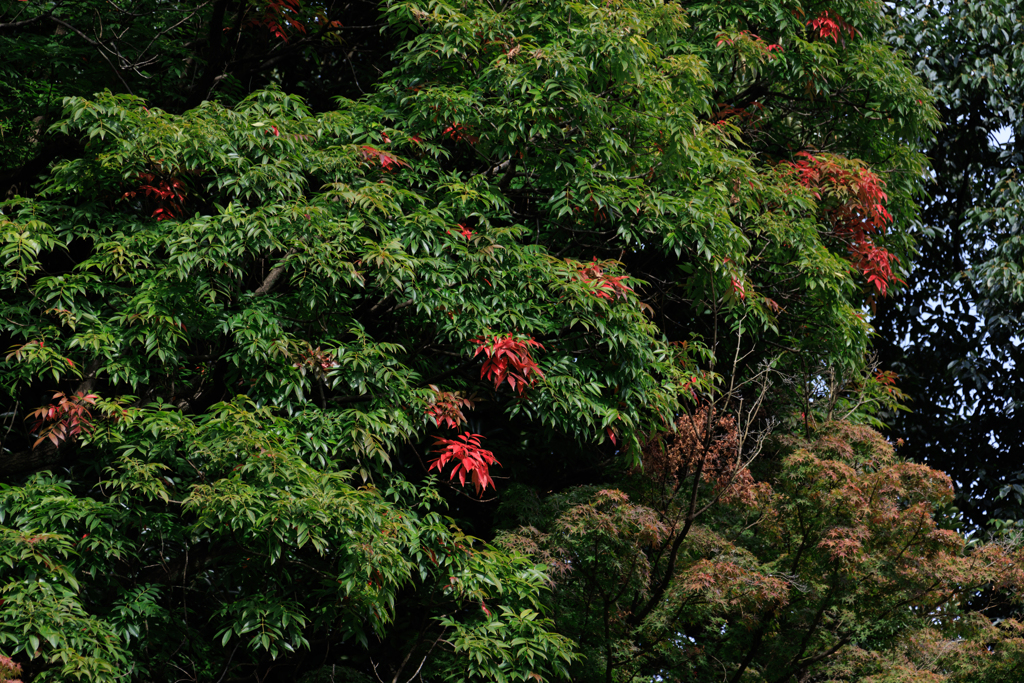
[123,170,187,220]
[730,276,746,300]
[709,100,768,131]
[442,123,479,145]
[642,407,765,505]
[358,145,409,171]
[472,335,544,395]
[680,557,790,618]
[874,370,899,394]
[425,385,475,429]
[576,258,633,301]
[248,0,307,41]
[429,432,500,494]
[808,10,858,43]
[26,391,99,449]
[443,222,475,240]
[788,152,903,295]
[292,346,337,377]
[0,655,23,683]
[715,30,783,55]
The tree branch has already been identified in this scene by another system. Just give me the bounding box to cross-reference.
[253,249,297,296]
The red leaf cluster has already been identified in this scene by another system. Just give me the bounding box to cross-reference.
[442,123,479,145]
[26,391,99,449]
[788,152,903,295]
[429,432,500,494]
[472,335,544,395]
[425,385,475,429]
[123,170,187,220]
[358,145,409,171]
[249,0,306,41]
[576,258,633,301]
[808,10,857,43]
[850,240,901,295]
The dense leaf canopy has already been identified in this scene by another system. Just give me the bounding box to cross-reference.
[1,0,1022,682]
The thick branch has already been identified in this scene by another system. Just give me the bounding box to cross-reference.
[184,0,231,107]
[0,15,46,30]
[253,249,297,296]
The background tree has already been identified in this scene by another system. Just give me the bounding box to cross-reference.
[875,0,1024,531]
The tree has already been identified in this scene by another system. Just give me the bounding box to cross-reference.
[1,85,609,682]
[2,0,997,681]
[874,0,1024,530]
[498,419,1024,683]
[0,0,389,196]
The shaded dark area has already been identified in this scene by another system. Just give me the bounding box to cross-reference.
[876,0,1024,532]
[1,0,393,197]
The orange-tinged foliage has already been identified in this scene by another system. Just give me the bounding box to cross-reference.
[768,433,972,587]
[504,420,1024,683]
[642,406,767,505]
[679,558,790,617]
[425,385,475,430]
[0,656,22,683]
[831,618,1024,682]
[26,390,99,448]
[573,258,634,302]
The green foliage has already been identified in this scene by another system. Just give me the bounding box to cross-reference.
[0,0,386,186]
[0,397,575,681]
[0,64,672,683]
[0,0,959,681]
